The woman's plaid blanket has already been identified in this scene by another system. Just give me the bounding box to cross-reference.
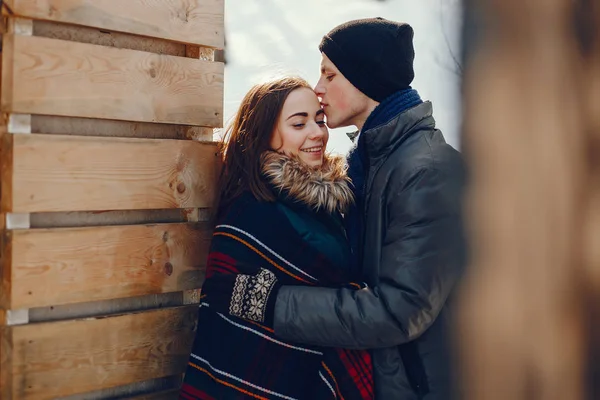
[180,192,373,399]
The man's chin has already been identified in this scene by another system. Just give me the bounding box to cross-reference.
[325,119,340,129]
[325,115,352,130]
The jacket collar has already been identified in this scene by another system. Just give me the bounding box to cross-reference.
[362,101,436,165]
[260,151,354,214]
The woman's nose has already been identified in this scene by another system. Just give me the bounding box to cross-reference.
[309,123,325,139]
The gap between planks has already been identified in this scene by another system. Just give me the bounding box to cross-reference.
[4,289,204,326]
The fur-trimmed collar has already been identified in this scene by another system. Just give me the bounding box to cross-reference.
[261,151,354,214]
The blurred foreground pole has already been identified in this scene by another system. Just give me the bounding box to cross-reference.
[458,0,599,399]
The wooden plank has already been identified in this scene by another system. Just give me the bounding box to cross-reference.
[5,0,224,48]
[0,132,13,225]
[1,306,197,399]
[1,323,14,400]
[0,231,11,316]
[2,133,219,213]
[3,222,210,309]
[0,124,7,208]
[1,34,224,126]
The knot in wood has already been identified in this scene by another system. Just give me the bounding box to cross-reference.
[164,262,174,276]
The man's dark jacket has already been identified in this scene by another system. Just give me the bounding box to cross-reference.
[273,102,466,399]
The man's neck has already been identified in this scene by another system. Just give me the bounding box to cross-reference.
[353,100,379,131]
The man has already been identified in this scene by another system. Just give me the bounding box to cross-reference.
[206,18,466,399]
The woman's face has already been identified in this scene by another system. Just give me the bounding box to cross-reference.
[270,87,329,168]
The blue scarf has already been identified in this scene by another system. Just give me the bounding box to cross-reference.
[344,88,422,272]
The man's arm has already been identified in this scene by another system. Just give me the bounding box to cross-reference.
[273,166,466,349]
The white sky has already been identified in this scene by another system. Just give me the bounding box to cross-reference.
[222,0,462,154]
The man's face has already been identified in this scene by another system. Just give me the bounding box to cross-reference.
[314,53,374,130]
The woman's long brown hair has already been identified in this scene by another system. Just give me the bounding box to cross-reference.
[217,76,312,214]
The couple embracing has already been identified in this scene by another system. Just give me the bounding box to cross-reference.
[180,17,465,400]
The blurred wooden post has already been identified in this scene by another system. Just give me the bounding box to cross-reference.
[458,0,599,399]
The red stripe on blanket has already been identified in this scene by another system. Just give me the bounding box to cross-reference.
[214,232,314,284]
[338,349,374,399]
[187,362,269,400]
[180,382,216,399]
[206,252,239,278]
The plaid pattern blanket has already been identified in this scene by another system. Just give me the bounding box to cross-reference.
[180,192,373,399]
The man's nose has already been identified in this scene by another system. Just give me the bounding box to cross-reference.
[314,78,325,97]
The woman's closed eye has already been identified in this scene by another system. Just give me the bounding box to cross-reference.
[294,120,326,128]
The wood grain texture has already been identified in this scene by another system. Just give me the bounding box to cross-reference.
[1,306,197,399]
[0,231,12,311]
[1,323,14,400]
[1,34,223,126]
[2,133,219,213]
[0,130,9,230]
[5,0,224,48]
[3,222,210,309]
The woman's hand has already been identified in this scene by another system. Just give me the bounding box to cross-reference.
[201,268,281,329]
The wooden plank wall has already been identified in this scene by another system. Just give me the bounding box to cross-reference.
[0,1,224,398]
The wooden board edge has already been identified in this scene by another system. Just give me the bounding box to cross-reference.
[0,323,13,400]
[1,33,15,114]
[0,229,12,309]
[0,131,13,213]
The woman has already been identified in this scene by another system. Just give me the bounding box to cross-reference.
[179,77,373,400]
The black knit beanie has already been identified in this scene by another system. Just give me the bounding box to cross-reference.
[319,17,415,102]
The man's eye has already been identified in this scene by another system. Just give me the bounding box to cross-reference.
[326,75,334,81]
